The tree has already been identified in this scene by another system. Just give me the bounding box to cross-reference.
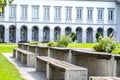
[95,32,102,42]
[0,0,14,12]
[70,32,77,42]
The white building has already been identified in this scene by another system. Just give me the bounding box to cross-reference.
[0,0,119,43]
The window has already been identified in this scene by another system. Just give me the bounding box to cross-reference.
[66,7,72,20]
[87,8,93,20]
[108,9,114,20]
[32,6,39,19]
[0,7,4,17]
[54,6,61,19]
[76,7,83,19]
[44,6,50,19]
[97,8,104,20]
[9,5,16,17]
[21,6,28,18]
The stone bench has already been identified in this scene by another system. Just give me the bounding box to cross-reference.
[71,49,115,76]
[50,47,71,62]
[36,46,49,56]
[36,56,88,80]
[14,48,37,67]
[13,48,17,58]
[89,76,120,80]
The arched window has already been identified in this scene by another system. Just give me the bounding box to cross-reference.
[107,28,114,37]
[54,27,61,41]
[43,26,50,42]
[32,26,39,41]
[97,28,103,36]
[65,27,71,35]
[9,26,16,43]
[20,26,27,42]
[76,27,82,42]
[0,25,4,42]
[86,28,93,43]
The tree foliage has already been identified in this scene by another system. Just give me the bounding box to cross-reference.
[0,0,14,6]
[70,32,77,42]
[93,33,116,53]
[0,0,14,12]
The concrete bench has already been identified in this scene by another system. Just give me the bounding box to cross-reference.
[13,48,17,58]
[89,76,120,80]
[36,56,88,80]
[28,45,37,53]
[14,48,37,67]
[18,43,23,49]
[50,47,71,62]
[71,49,114,76]
[36,46,49,56]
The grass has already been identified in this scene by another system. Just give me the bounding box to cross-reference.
[0,44,17,53]
[41,43,120,48]
[68,43,96,48]
[41,43,96,48]
[0,43,24,80]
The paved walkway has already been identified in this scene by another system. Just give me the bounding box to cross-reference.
[2,53,47,80]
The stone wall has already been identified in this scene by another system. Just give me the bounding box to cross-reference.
[17,43,120,78]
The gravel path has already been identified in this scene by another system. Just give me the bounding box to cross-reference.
[2,53,47,80]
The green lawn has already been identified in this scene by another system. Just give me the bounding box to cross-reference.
[0,44,17,53]
[42,43,120,48]
[68,43,96,48]
[0,43,25,80]
[41,43,96,48]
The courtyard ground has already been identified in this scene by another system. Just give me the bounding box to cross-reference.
[0,43,120,80]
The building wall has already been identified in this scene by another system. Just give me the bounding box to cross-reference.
[0,0,117,43]
[116,2,120,42]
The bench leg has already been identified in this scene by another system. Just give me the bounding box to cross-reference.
[35,58,46,71]
[26,54,36,67]
[13,50,16,58]
[14,50,17,59]
[16,52,21,60]
[21,54,26,63]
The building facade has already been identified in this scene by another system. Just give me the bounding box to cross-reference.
[0,0,119,43]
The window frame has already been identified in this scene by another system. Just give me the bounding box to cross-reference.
[54,6,61,19]
[87,7,93,20]
[9,5,16,18]
[21,5,28,18]
[108,8,114,21]
[65,7,72,20]
[76,7,83,20]
[32,5,39,19]
[97,8,104,20]
[43,6,50,19]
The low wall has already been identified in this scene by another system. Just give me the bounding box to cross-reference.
[50,47,71,62]
[18,43,23,49]
[21,43,29,51]
[28,45,37,53]
[36,46,49,56]
[116,56,120,77]
[71,49,120,77]
[16,43,120,78]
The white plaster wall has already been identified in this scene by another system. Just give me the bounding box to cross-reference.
[1,0,117,43]
[8,0,116,24]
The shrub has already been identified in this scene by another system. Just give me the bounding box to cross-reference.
[70,32,77,42]
[93,36,116,53]
[29,41,39,45]
[47,42,57,47]
[57,35,71,47]
[112,48,120,54]
[96,32,102,42]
